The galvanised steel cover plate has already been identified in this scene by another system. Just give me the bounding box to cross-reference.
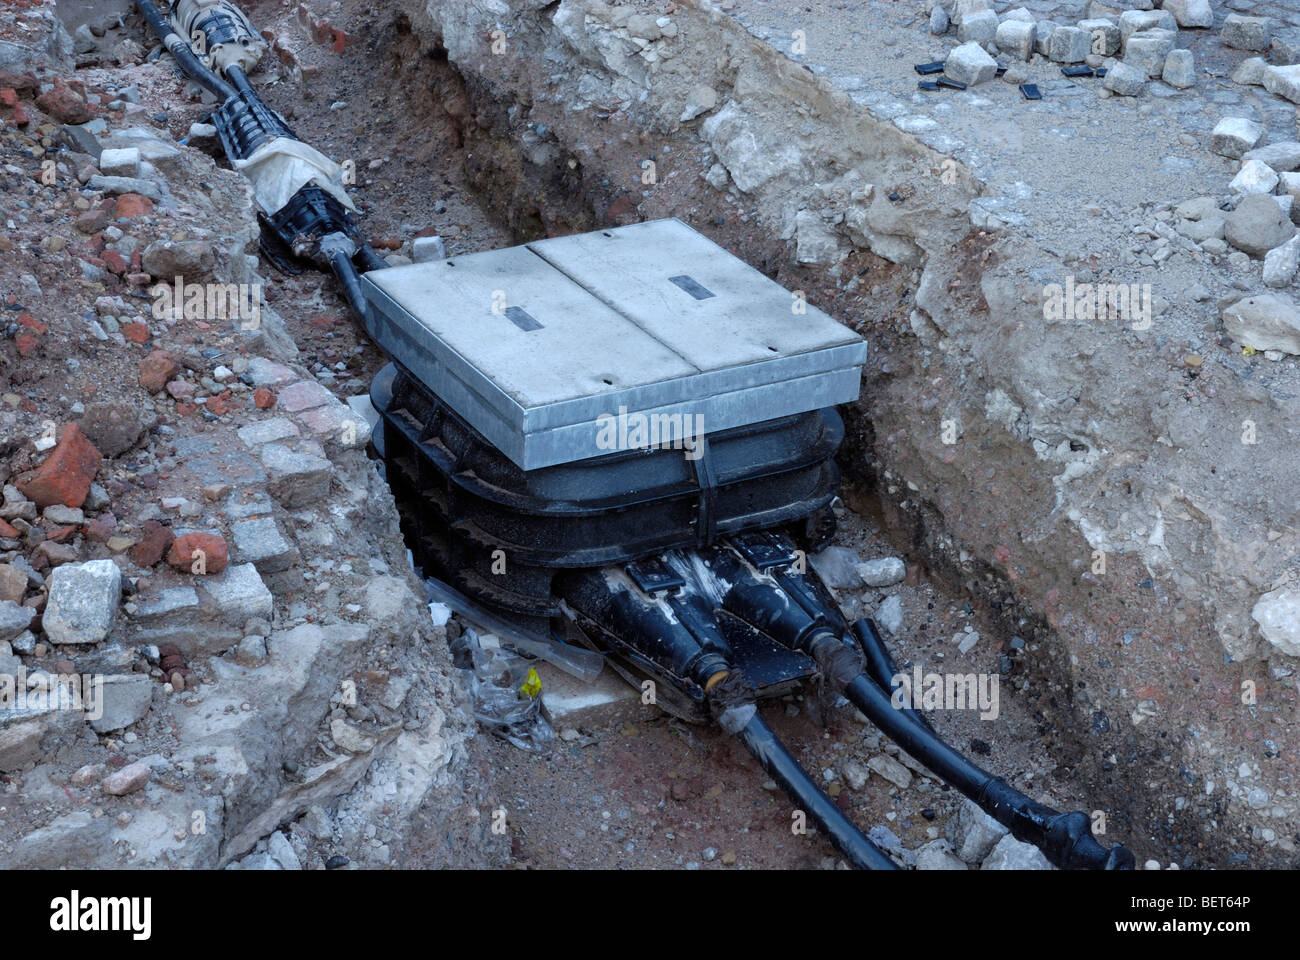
[360,218,866,470]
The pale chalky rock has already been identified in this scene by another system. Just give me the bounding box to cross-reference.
[945,41,999,85]
[43,559,121,645]
[102,760,151,796]
[1229,159,1280,196]
[97,147,140,178]
[1262,235,1300,289]
[857,557,906,587]
[950,0,992,27]
[947,798,1009,863]
[982,834,1054,870]
[1221,293,1300,353]
[1253,588,1300,656]
[1034,21,1058,56]
[1211,117,1265,159]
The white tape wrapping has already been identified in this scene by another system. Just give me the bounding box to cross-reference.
[232,136,358,217]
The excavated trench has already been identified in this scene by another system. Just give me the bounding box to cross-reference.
[344,14,1170,864]
[221,0,1292,866]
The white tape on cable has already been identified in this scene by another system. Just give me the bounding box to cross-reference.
[232,136,358,217]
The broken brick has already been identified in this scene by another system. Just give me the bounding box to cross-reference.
[35,81,91,124]
[19,423,102,509]
[114,193,154,219]
[167,532,229,575]
[139,350,180,394]
[129,520,173,567]
[121,322,150,344]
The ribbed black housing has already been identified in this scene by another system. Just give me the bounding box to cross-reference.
[371,362,842,630]
[211,90,297,162]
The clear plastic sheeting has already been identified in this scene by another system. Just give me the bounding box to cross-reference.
[450,627,555,753]
[232,136,358,217]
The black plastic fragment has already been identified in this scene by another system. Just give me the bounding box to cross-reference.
[937,77,967,90]
[1062,65,1095,77]
[914,61,945,74]
[918,80,940,91]
[1020,83,1042,100]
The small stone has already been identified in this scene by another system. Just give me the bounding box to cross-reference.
[1229,159,1280,196]
[42,559,121,645]
[261,444,333,508]
[1232,57,1269,87]
[1118,9,1175,44]
[944,41,999,85]
[411,235,446,263]
[982,833,1054,869]
[876,595,904,636]
[230,516,297,573]
[866,755,913,789]
[1263,235,1300,288]
[994,19,1035,60]
[88,675,155,733]
[1102,60,1146,96]
[857,557,906,587]
[1263,64,1300,105]
[1078,19,1120,56]
[101,760,151,796]
[930,4,949,34]
[946,798,1010,863]
[1048,25,1090,63]
[166,532,229,575]
[0,601,35,642]
[1162,49,1195,89]
[19,423,102,509]
[1221,293,1300,354]
[1253,587,1300,656]
[1124,32,1174,78]
[1225,194,1296,258]
[1211,117,1265,159]
[958,9,998,44]
[1161,0,1212,29]
[916,839,968,870]
[98,147,140,178]
[1221,14,1270,52]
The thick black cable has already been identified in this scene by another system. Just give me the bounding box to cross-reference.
[736,714,898,871]
[136,0,238,102]
[851,618,937,733]
[328,249,372,327]
[839,650,1134,870]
